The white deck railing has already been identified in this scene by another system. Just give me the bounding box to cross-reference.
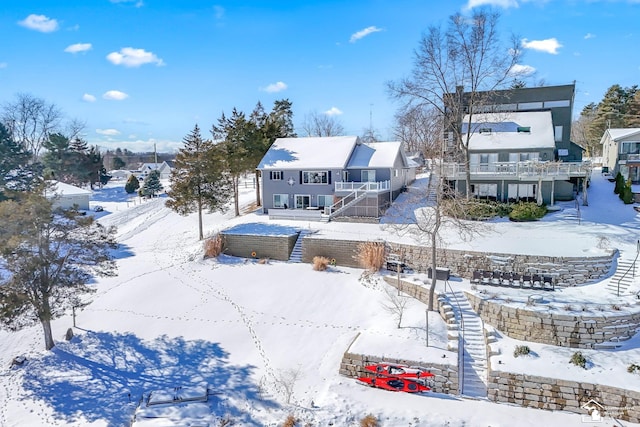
[334,180,391,192]
[441,161,591,179]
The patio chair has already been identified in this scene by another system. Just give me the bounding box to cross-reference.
[481,270,493,285]
[471,270,483,284]
[510,272,522,287]
[521,273,533,288]
[542,275,554,291]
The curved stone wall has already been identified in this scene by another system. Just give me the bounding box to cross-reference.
[467,292,640,348]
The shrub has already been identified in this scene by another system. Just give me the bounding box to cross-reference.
[509,202,547,222]
[258,258,269,265]
[442,199,511,220]
[124,174,140,194]
[356,241,386,271]
[614,172,625,194]
[513,345,530,358]
[570,351,587,369]
[360,414,379,427]
[312,256,330,271]
[283,414,298,427]
[620,183,634,204]
[204,234,223,258]
[628,363,640,374]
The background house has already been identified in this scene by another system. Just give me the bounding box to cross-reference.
[46,181,91,210]
[600,128,640,183]
[257,136,416,220]
[139,161,173,180]
[442,83,591,204]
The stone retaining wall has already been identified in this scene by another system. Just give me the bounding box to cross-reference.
[487,371,640,422]
[340,351,459,395]
[302,237,615,287]
[221,232,298,261]
[467,291,640,348]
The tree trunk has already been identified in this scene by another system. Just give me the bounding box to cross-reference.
[234,176,240,216]
[255,170,261,207]
[41,318,55,350]
[428,230,438,312]
[197,197,204,240]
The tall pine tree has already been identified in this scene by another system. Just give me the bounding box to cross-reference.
[166,124,231,240]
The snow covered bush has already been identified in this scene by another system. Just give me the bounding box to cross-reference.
[356,241,386,271]
[570,351,587,369]
[312,256,330,271]
[513,345,530,358]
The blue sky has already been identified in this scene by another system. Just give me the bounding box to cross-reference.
[1,0,639,152]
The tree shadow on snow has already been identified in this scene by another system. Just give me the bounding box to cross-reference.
[21,331,278,426]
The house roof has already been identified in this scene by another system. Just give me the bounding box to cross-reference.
[48,181,92,197]
[605,128,640,141]
[257,136,359,170]
[463,111,555,151]
[346,141,404,169]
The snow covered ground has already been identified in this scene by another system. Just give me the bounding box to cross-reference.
[0,170,639,426]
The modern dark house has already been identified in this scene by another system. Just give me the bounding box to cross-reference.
[441,83,591,204]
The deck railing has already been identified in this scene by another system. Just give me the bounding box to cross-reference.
[441,161,591,179]
[335,180,390,192]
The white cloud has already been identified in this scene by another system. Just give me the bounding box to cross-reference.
[106,47,164,67]
[584,33,596,40]
[521,38,562,54]
[64,43,92,54]
[465,0,518,9]
[96,128,121,136]
[324,107,343,116]
[349,26,383,43]
[261,81,288,93]
[110,0,144,7]
[82,94,96,102]
[103,90,129,101]
[509,64,536,76]
[18,14,59,33]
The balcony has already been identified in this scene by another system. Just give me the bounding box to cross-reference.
[441,161,591,181]
[334,180,391,193]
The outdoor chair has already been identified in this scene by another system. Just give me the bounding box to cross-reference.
[481,270,493,285]
[491,270,503,286]
[510,272,522,287]
[532,274,542,288]
[521,273,533,288]
[471,270,483,284]
[542,275,554,291]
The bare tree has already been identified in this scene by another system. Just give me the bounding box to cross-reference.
[388,9,521,198]
[393,105,443,161]
[301,111,345,137]
[2,93,64,161]
[274,365,303,404]
[382,286,409,328]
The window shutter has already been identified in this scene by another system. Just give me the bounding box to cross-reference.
[328,171,332,185]
[269,171,273,180]
[299,171,302,184]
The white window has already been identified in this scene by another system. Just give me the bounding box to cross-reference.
[317,195,333,207]
[273,194,289,208]
[554,126,563,142]
[508,183,536,199]
[475,183,497,197]
[361,170,376,182]
[543,100,571,108]
[302,171,328,184]
[270,171,283,180]
[394,169,399,177]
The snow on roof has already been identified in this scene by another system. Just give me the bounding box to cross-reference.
[606,128,640,140]
[49,181,92,196]
[257,136,358,170]
[346,141,403,169]
[463,111,555,151]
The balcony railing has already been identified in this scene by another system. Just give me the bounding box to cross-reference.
[335,180,391,192]
[620,153,640,162]
[441,161,591,180]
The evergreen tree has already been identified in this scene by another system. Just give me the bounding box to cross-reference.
[125,174,140,194]
[587,85,640,147]
[213,109,262,216]
[0,122,38,201]
[0,191,117,350]
[141,169,163,197]
[112,156,126,170]
[270,99,296,138]
[166,124,231,240]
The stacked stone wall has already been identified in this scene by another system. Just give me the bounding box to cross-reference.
[467,292,640,348]
[302,237,614,287]
[221,233,298,261]
[487,371,640,422]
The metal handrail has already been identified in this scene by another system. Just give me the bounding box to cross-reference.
[621,239,640,297]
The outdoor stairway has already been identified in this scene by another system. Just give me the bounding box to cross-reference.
[605,259,637,296]
[425,172,438,206]
[446,290,488,398]
[288,229,312,262]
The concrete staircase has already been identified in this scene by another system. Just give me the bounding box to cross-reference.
[288,229,313,263]
[446,290,488,398]
[606,258,638,296]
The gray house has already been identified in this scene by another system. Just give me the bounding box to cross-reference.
[257,136,416,221]
[442,83,591,205]
[600,128,640,183]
